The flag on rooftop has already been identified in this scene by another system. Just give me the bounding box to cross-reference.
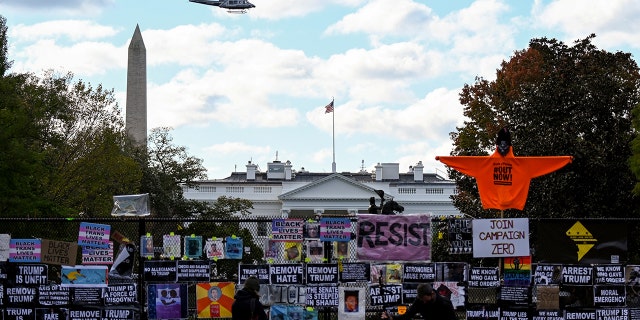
[325,99,334,113]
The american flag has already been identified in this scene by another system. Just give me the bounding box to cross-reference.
[325,99,334,113]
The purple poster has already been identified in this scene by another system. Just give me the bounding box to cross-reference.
[356,214,431,261]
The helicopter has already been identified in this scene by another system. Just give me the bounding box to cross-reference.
[189,0,255,14]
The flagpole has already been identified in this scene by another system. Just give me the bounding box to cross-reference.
[332,98,336,173]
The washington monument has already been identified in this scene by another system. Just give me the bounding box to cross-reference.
[126,24,147,146]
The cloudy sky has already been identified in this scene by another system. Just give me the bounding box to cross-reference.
[2,0,640,179]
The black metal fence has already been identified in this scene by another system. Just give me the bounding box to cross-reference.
[1,216,639,320]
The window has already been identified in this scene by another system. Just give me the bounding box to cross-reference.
[398,188,416,194]
[254,186,272,193]
[200,186,216,193]
[425,188,444,194]
[226,186,244,193]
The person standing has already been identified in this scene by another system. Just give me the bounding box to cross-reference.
[382,283,456,320]
[232,276,268,320]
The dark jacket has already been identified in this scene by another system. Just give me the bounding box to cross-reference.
[231,288,268,320]
[394,294,457,320]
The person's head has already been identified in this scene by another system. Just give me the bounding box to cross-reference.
[345,292,358,311]
[170,289,177,298]
[244,276,261,295]
[286,246,299,260]
[496,127,512,156]
[161,290,168,297]
[416,283,436,304]
[307,225,318,238]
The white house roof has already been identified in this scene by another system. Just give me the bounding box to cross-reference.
[279,173,391,201]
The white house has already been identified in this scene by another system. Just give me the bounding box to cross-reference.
[183,158,460,219]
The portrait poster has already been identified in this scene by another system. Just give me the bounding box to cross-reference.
[334,241,349,259]
[184,236,203,259]
[225,236,243,259]
[386,263,402,283]
[284,242,302,262]
[140,235,154,258]
[264,239,278,259]
[205,238,225,260]
[626,265,640,307]
[196,282,235,318]
[371,264,387,284]
[61,265,108,288]
[339,287,365,320]
[305,221,320,239]
[147,283,188,320]
[306,240,324,263]
[162,234,181,259]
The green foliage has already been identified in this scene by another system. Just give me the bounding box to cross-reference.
[138,127,209,218]
[452,35,640,220]
[0,15,142,217]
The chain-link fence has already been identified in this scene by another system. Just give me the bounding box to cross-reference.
[2,216,639,319]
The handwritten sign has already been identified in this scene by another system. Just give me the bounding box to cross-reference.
[356,214,431,261]
[41,239,78,266]
[472,218,529,258]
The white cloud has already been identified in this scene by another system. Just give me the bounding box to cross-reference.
[532,0,640,49]
[10,39,123,76]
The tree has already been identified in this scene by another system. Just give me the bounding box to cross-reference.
[451,35,640,219]
[0,15,142,217]
[0,16,11,76]
[139,127,210,217]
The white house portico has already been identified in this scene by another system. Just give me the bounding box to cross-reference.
[183,158,461,219]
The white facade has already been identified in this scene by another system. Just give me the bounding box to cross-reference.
[183,159,461,218]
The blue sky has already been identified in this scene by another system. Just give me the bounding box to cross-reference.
[2,0,640,179]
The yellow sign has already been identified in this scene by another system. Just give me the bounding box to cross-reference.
[566,221,597,261]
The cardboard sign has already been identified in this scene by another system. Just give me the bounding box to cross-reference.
[41,239,78,266]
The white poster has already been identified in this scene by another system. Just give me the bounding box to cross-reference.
[472,218,529,258]
[339,287,365,320]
